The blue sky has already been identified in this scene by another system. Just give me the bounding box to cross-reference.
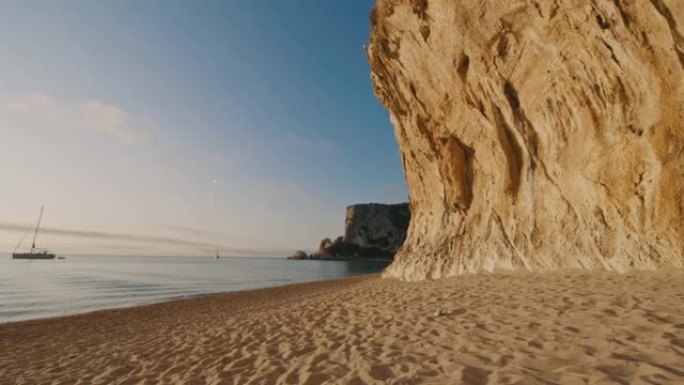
[0,1,407,256]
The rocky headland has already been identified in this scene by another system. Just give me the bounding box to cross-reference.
[368,0,684,280]
[289,203,410,261]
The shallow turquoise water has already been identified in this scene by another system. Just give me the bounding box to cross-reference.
[0,255,389,323]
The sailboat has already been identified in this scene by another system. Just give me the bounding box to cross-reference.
[215,245,220,260]
[12,206,56,260]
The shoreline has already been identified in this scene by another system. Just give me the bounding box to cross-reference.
[0,254,391,325]
[0,274,377,328]
[2,269,683,384]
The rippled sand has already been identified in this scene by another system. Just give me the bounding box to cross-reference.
[1,269,683,384]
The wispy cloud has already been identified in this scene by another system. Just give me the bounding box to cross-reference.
[285,133,335,149]
[157,223,303,254]
[0,222,209,248]
[78,100,155,144]
[0,222,290,257]
[158,224,221,238]
[0,93,156,144]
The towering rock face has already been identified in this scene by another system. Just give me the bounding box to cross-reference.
[344,203,410,253]
[369,0,684,280]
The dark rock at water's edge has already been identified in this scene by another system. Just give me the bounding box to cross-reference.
[288,203,410,261]
[289,237,396,261]
[289,250,310,260]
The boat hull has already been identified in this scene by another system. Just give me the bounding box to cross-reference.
[12,252,56,260]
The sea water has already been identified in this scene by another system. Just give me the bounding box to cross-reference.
[0,255,390,324]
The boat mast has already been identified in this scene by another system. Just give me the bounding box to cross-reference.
[31,205,44,254]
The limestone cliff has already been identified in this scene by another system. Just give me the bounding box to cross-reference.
[289,203,410,260]
[368,0,684,280]
[344,203,410,253]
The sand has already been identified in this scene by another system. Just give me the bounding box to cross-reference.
[1,269,683,385]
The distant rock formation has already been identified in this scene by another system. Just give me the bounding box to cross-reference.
[288,203,410,260]
[368,0,684,280]
[344,203,410,252]
[289,250,309,260]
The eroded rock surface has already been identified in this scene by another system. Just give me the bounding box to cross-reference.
[369,0,684,280]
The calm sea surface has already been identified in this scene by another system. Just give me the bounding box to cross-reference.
[0,255,390,324]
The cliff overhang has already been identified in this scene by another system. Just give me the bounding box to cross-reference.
[369,0,684,280]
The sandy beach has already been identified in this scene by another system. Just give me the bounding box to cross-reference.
[1,269,683,385]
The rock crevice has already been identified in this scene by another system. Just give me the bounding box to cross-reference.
[369,0,684,280]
